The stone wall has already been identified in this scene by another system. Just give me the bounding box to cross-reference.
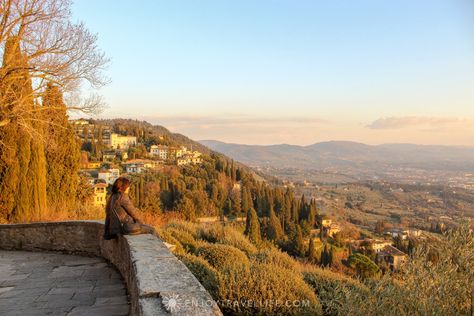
[0,221,222,316]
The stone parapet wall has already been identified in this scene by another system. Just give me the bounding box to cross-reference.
[0,221,222,316]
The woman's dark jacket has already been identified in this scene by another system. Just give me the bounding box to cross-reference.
[104,193,139,239]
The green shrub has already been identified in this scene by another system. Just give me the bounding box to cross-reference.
[166,227,200,253]
[156,229,185,255]
[217,262,322,315]
[166,220,200,238]
[198,224,258,255]
[179,253,220,297]
[220,226,257,255]
[198,223,224,243]
[196,243,249,270]
[301,265,368,315]
[253,247,298,271]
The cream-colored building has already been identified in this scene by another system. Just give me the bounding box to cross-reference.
[175,146,186,158]
[168,146,187,160]
[110,133,137,149]
[327,223,341,237]
[86,162,101,169]
[370,240,393,253]
[93,183,108,207]
[177,156,191,166]
[321,218,332,228]
[150,145,169,160]
[177,151,203,166]
[123,159,158,173]
[98,168,120,185]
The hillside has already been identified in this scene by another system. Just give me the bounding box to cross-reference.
[200,140,474,173]
[97,119,212,155]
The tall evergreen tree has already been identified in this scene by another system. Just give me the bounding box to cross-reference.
[307,237,317,263]
[320,244,333,267]
[244,207,261,244]
[308,200,317,227]
[241,187,250,213]
[292,225,305,257]
[0,36,47,222]
[232,191,242,216]
[43,83,80,211]
[267,207,284,242]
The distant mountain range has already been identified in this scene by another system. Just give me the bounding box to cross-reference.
[199,140,474,172]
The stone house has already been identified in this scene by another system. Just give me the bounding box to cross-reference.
[376,245,407,271]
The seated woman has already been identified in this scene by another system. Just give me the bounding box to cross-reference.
[104,177,156,240]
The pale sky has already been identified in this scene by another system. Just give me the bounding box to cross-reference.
[73,0,474,146]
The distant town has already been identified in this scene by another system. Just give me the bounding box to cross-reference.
[71,119,203,207]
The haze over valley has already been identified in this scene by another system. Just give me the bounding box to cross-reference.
[201,140,474,188]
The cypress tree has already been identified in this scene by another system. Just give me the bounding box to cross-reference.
[0,36,47,222]
[320,244,332,267]
[329,246,334,266]
[210,183,219,203]
[307,237,317,263]
[0,38,21,221]
[244,207,261,244]
[241,187,249,213]
[232,189,242,216]
[29,131,48,220]
[291,201,299,224]
[308,203,317,228]
[139,176,145,207]
[267,207,284,242]
[224,198,232,216]
[43,83,80,211]
[292,225,305,257]
[231,160,237,181]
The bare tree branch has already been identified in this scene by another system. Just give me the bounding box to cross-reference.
[0,0,109,137]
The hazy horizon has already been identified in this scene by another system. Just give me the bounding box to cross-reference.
[198,138,474,148]
[72,1,474,146]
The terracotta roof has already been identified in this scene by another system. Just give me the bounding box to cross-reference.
[380,245,406,257]
[123,159,154,164]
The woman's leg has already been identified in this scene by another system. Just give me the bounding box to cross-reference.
[137,223,158,236]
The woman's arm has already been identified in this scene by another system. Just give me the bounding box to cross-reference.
[120,194,141,222]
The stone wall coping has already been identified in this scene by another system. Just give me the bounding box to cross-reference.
[0,221,222,316]
[0,220,103,227]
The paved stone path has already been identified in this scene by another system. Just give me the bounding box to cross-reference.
[0,251,130,316]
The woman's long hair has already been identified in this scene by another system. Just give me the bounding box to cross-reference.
[106,177,131,213]
[111,177,131,194]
